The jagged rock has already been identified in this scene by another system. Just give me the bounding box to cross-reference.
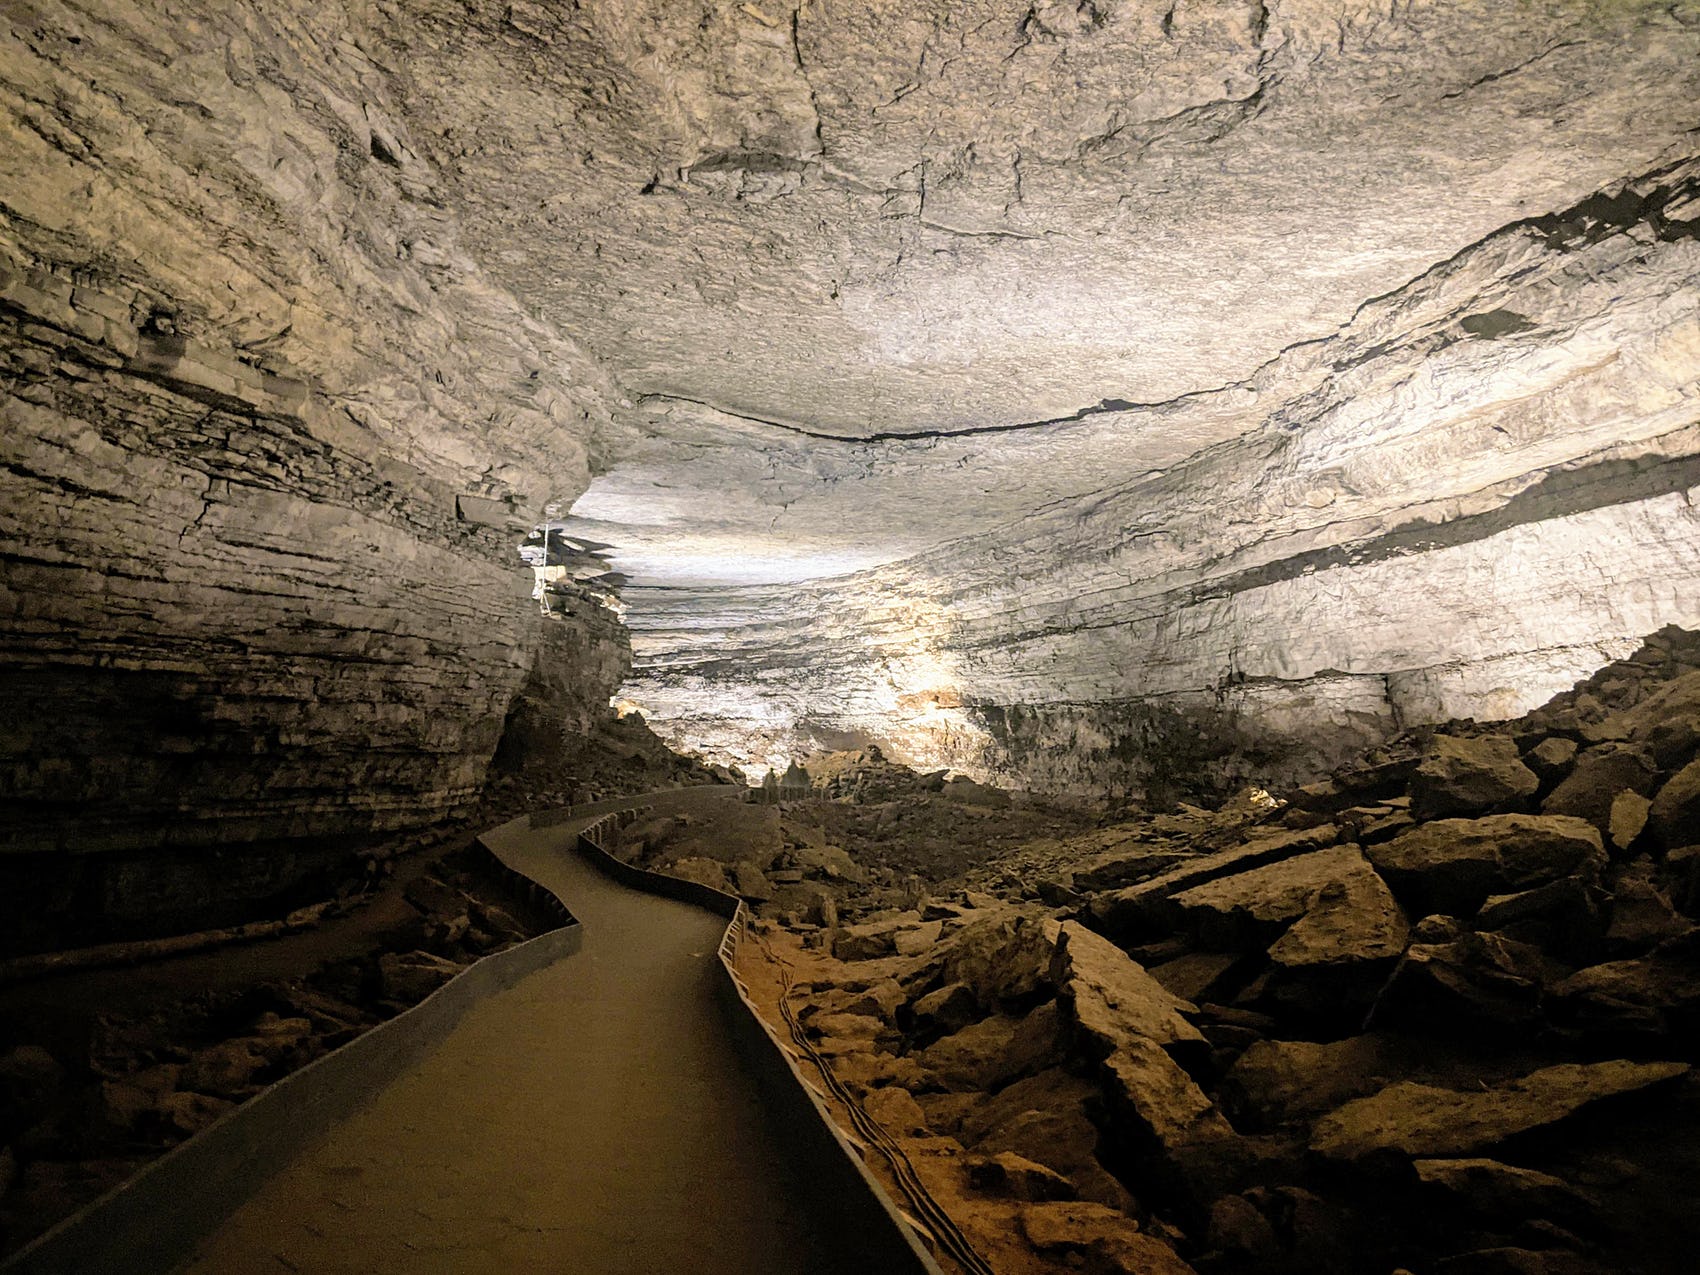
[793,845,870,885]
[1608,791,1653,853]
[159,1091,235,1137]
[1019,1201,1199,1275]
[0,1046,65,1132]
[1411,735,1540,819]
[1072,846,1192,893]
[1650,759,1700,848]
[1604,871,1690,953]
[1220,1036,1395,1130]
[1148,951,1241,1005]
[1090,826,1340,940]
[1168,845,1391,951]
[1100,1038,1245,1203]
[1266,861,1409,971]
[1310,1060,1690,1163]
[1367,816,1606,917]
[965,1150,1075,1201]
[1431,1247,1612,1275]
[730,860,775,901]
[179,1039,270,1099]
[1048,922,1207,1065]
[932,911,1056,1007]
[1205,1193,1282,1262]
[1412,1157,1596,1221]
[1374,931,1562,1031]
[1525,737,1580,779]
[1549,945,1700,1039]
[959,1069,1136,1212]
[893,919,944,956]
[831,915,920,960]
[910,981,982,1033]
[860,1085,929,1136]
[1540,744,1660,837]
[1612,668,1700,768]
[1473,878,1602,959]
[667,857,732,893]
[919,1003,1062,1091]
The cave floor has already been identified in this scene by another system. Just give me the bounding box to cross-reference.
[177,791,864,1275]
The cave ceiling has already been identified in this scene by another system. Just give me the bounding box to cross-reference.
[372,0,1700,587]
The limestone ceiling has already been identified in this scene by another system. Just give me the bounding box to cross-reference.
[374,0,1700,586]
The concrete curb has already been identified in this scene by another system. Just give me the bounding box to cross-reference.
[1,842,583,1275]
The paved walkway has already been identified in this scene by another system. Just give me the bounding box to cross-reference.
[179,790,863,1274]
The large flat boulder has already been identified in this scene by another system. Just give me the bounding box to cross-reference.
[1048,921,1207,1066]
[1612,668,1700,768]
[1220,1035,1395,1130]
[1411,735,1539,819]
[1169,845,1378,949]
[1090,825,1340,940]
[1541,743,1660,837]
[1366,815,1605,917]
[1310,1059,1689,1163]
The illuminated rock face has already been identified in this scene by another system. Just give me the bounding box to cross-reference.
[0,2,626,926]
[621,162,1700,791]
[4,0,1700,883]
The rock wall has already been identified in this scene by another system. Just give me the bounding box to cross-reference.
[0,2,628,942]
[627,160,1700,795]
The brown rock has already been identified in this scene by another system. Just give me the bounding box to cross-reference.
[861,1085,929,1136]
[1375,931,1561,1030]
[1049,922,1207,1065]
[1614,668,1700,767]
[1650,759,1700,848]
[1411,735,1539,819]
[910,981,981,1034]
[1020,1201,1199,1275]
[377,950,464,1003]
[1367,815,1605,917]
[1412,1156,1595,1219]
[1525,736,1579,778]
[1168,845,1390,951]
[965,1150,1076,1201]
[919,1002,1062,1091]
[1220,1035,1394,1130]
[1089,825,1341,941]
[1541,743,1660,835]
[1310,1059,1689,1163]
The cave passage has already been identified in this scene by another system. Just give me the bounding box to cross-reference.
[179,791,865,1275]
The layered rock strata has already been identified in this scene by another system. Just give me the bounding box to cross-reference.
[625,160,1700,793]
[0,3,627,939]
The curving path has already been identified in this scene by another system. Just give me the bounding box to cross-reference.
[177,789,871,1275]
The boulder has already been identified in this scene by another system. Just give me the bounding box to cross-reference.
[910,981,982,1033]
[1412,1157,1596,1220]
[1473,878,1603,960]
[179,1039,270,1098]
[1220,1036,1395,1130]
[1604,872,1690,953]
[665,857,731,893]
[1613,667,1700,767]
[1650,759,1700,848]
[1549,946,1700,1040]
[861,1085,929,1136]
[1367,815,1605,917]
[1373,931,1560,1031]
[960,1068,1137,1211]
[0,1046,65,1132]
[1411,735,1539,819]
[932,911,1056,1006]
[1072,847,1191,893]
[1540,744,1660,835]
[1267,860,1410,971]
[1019,1201,1199,1275]
[1608,792,1652,853]
[965,1150,1076,1201]
[919,1003,1062,1091]
[730,859,774,901]
[1309,1059,1689,1163]
[1090,825,1340,941]
[1168,845,1391,951]
[1100,1039,1246,1205]
[1525,736,1579,779]
[1048,922,1207,1066]
[1148,951,1241,1005]
[1205,1194,1282,1262]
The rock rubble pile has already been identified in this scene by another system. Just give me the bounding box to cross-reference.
[749,628,1700,1275]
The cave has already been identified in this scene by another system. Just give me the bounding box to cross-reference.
[2,2,1698,1272]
